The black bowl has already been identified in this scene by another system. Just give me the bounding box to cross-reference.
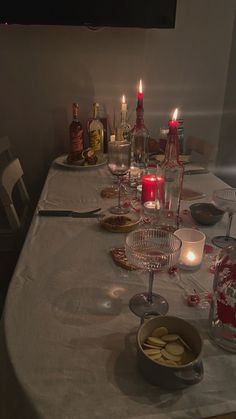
[190,203,224,226]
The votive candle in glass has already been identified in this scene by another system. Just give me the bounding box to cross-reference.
[141,175,157,204]
[174,228,206,270]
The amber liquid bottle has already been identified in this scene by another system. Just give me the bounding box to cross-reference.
[69,103,84,158]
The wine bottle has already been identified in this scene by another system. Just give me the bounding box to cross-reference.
[116,95,131,142]
[69,103,84,157]
[88,103,104,157]
[159,109,184,231]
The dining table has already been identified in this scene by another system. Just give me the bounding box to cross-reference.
[0,153,236,419]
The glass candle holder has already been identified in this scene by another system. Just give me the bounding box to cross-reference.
[174,228,206,270]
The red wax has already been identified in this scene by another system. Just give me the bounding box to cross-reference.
[168,119,178,134]
[142,175,157,203]
[137,91,143,101]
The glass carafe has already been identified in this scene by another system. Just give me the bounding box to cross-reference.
[209,245,236,353]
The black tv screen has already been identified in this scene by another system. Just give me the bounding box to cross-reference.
[0,1,177,28]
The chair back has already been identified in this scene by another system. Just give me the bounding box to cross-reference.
[0,158,30,231]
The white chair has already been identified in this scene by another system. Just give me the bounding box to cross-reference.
[0,158,31,250]
[185,136,218,171]
[0,136,14,164]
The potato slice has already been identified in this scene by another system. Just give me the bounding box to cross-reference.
[151,327,168,338]
[161,334,179,342]
[165,342,185,357]
[161,348,182,362]
[147,337,166,347]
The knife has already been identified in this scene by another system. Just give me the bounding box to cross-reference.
[38,208,101,218]
[184,169,209,175]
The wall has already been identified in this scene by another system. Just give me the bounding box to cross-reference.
[0,0,235,195]
[216,7,236,187]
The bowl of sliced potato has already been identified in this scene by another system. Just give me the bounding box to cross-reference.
[137,315,203,389]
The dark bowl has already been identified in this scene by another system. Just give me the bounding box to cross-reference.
[190,203,224,226]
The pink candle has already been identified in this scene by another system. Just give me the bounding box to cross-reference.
[142,175,157,203]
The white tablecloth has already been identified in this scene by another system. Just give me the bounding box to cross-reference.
[0,159,236,419]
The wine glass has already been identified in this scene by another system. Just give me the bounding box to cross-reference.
[108,141,131,214]
[125,228,182,317]
[212,188,236,248]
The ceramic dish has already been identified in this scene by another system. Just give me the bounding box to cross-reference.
[100,213,141,233]
[190,202,224,226]
[54,154,107,170]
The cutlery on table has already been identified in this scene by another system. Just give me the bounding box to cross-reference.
[184,169,209,175]
[38,208,101,218]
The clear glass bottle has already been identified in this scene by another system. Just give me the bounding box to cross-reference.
[159,127,169,154]
[88,103,104,158]
[159,118,184,231]
[131,104,149,169]
[209,245,236,353]
[116,97,131,142]
[69,103,84,157]
[177,118,184,154]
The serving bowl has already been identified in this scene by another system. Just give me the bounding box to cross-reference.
[137,315,203,390]
[190,202,224,226]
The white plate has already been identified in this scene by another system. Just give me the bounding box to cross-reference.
[54,154,107,170]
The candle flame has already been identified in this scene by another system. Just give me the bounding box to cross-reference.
[138,79,143,94]
[187,251,196,262]
[122,94,126,104]
[172,108,178,121]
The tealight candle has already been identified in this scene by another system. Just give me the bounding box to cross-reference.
[174,228,206,270]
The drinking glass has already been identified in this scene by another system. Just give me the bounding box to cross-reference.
[108,141,131,214]
[125,228,182,317]
[212,188,236,248]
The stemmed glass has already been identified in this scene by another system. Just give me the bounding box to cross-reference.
[212,188,236,248]
[125,228,182,317]
[108,140,131,214]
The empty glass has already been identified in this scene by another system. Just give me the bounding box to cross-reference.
[212,188,236,248]
[125,228,182,317]
[107,141,131,214]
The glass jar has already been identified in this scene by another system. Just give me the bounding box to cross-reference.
[209,245,236,353]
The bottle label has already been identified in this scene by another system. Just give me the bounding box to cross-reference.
[90,129,102,151]
[216,256,236,328]
[70,129,83,153]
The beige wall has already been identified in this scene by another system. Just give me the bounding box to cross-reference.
[0,0,235,194]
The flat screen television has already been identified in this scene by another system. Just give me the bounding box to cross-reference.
[0,1,177,29]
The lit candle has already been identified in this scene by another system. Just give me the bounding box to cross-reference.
[142,175,157,203]
[137,79,143,104]
[174,228,206,270]
[168,108,179,133]
[121,95,127,113]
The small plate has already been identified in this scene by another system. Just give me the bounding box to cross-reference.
[54,154,107,170]
[100,213,141,233]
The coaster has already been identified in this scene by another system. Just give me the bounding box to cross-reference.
[110,247,137,270]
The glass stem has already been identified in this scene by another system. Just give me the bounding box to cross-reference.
[226,212,233,240]
[147,270,154,303]
[118,176,121,209]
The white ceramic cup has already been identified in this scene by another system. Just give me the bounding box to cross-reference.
[174,228,206,270]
